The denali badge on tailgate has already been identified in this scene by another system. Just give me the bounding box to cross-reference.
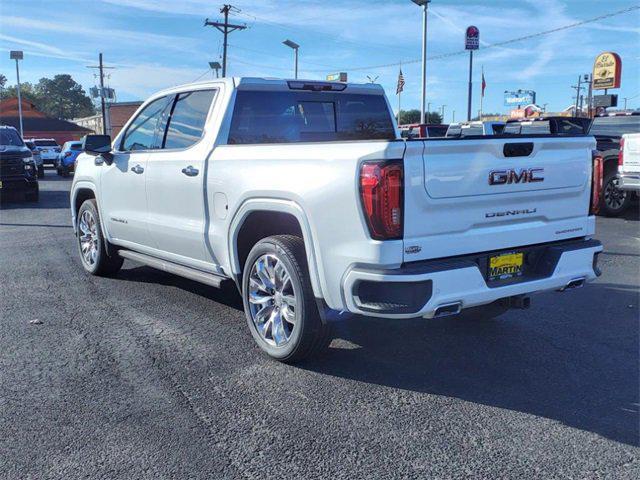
[489,168,544,185]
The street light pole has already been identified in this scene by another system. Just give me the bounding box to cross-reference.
[283,39,300,79]
[412,0,430,125]
[10,51,24,137]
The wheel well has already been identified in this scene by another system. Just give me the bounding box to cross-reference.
[74,188,95,217]
[236,211,303,273]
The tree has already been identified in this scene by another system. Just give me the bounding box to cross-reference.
[0,82,40,105]
[35,75,95,119]
[399,109,443,125]
[0,74,95,119]
[0,74,6,89]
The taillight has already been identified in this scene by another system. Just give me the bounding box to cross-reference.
[590,153,603,215]
[65,152,72,157]
[359,160,403,240]
[618,137,625,167]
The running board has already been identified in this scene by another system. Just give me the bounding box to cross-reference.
[118,250,227,288]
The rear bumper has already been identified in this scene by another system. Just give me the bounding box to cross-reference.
[618,172,640,191]
[343,238,603,319]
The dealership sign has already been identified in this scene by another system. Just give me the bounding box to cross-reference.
[326,72,347,82]
[592,52,622,90]
[465,26,479,50]
[504,90,536,107]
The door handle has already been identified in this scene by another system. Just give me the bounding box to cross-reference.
[131,164,144,174]
[181,165,199,177]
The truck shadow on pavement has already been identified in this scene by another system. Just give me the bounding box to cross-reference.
[0,189,70,210]
[303,282,639,447]
[115,264,639,447]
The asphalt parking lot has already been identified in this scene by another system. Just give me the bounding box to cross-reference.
[1,173,639,479]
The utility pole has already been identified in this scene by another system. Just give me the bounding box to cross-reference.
[452,110,455,123]
[440,104,446,122]
[623,97,628,110]
[572,75,583,116]
[412,0,430,125]
[426,102,431,123]
[87,53,114,135]
[204,5,246,77]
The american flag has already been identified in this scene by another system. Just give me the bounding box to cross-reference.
[481,70,486,97]
[396,68,405,95]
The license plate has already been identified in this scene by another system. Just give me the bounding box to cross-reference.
[488,252,524,281]
[0,180,3,189]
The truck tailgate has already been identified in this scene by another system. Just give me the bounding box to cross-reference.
[402,136,596,263]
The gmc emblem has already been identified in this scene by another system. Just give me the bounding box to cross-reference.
[488,168,544,185]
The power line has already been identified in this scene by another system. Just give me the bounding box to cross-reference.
[299,4,640,73]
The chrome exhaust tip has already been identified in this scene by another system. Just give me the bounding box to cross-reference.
[560,277,586,291]
[434,301,462,318]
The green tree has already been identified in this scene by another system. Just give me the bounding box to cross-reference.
[0,81,41,105]
[0,74,7,89]
[35,74,95,119]
[399,109,443,125]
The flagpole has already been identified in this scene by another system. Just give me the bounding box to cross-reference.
[480,65,484,119]
[398,61,402,125]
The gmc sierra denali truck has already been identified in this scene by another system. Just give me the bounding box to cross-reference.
[70,77,602,362]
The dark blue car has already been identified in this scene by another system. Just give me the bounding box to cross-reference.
[56,141,83,177]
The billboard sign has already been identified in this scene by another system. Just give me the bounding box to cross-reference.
[9,50,23,60]
[504,90,536,107]
[593,94,618,108]
[465,26,479,50]
[592,52,622,90]
[326,72,347,82]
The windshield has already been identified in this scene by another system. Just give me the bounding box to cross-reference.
[70,143,83,151]
[0,129,24,146]
[589,115,640,137]
[34,140,59,147]
[228,91,396,144]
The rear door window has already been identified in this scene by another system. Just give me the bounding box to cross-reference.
[228,91,395,144]
[34,140,58,147]
[163,90,216,149]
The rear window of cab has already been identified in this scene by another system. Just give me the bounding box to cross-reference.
[228,90,396,144]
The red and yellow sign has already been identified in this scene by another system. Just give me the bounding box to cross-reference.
[592,52,622,90]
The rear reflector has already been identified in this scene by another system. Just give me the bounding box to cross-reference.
[359,160,403,240]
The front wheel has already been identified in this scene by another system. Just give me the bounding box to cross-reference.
[37,165,45,178]
[242,235,330,363]
[600,171,631,217]
[77,199,123,276]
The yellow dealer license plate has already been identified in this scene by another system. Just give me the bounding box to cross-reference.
[488,252,524,281]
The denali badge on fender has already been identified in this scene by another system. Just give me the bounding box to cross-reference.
[489,168,544,185]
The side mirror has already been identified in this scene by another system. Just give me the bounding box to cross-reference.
[82,134,112,154]
[82,134,113,164]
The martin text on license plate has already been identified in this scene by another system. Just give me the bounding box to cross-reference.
[488,252,524,281]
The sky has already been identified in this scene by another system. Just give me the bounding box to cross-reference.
[1,0,639,122]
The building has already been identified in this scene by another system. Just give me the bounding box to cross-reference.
[0,97,92,144]
[73,101,142,138]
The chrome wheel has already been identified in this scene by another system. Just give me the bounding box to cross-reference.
[604,177,627,211]
[78,209,98,266]
[247,254,297,347]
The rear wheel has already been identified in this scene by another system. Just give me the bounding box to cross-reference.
[242,235,330,363]
[600,170,631,217]
[77,199,123,276]
[37,165,45,178]
[25,186,39,202]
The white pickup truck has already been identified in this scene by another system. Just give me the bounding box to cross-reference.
[618,132,640,193]
[71,77,602,362]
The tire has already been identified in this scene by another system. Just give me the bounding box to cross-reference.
[25,186,39,202]
[242,235,330,363]
[37,165,45,178]
[600,170,631,217]
[77,199,123,276]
